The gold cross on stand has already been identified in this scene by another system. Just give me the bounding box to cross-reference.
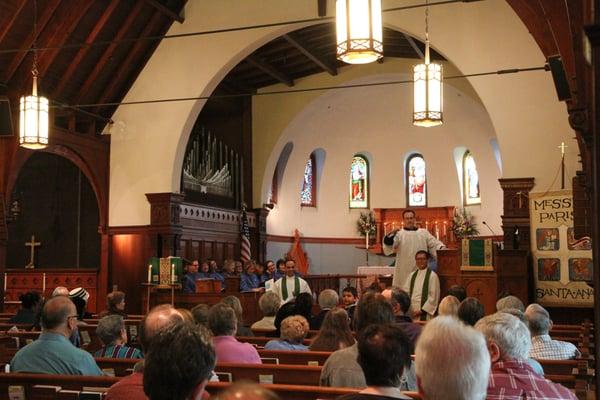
[25,235,41,269]
[558,142,568,190]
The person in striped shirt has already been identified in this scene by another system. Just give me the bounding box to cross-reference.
[95,315,143,359]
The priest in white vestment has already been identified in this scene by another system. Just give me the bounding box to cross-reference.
[271,259,311,304]
[382,210,445,287]
[403,250,440,320]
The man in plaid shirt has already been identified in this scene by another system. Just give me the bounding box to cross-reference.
[525,304,581,360]
[476,312,576,399]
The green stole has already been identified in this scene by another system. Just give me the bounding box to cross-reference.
[409,268,432,322]
[281,276,300,300]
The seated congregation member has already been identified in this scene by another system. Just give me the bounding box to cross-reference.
[222,295,253,336]
[320,292,416,391]
[69,287,93,320]
[106,305,184,399]
[144,322,215,400]
[415,316,490,400]
[214,382,281,400]
[311,289,339,330]
[208,303,261,364]
[240,260,262,292]
[272,259,311,304]
[337,324,413,400]
[437,295,460,317]
[52,286,70,297]
[265,315,310,351]
[274,292,314,337]
[98,290,128,318]
[251,291,281,332]
[457,297,485,326]
[525,303,581,360]
[447,284,467,302]
[95,315,143,359]
[403,250,440,321]
[496,294,525,313]
[309,308,355,352]
[10,296,103,375]
[178,308,195,323]
[191,303,210,327]
[342,286,358,324]
[475,312,575,399]
[382,287,422,349]
[9,291,42,325]
[498,308,544,375]
[182,260,204,293]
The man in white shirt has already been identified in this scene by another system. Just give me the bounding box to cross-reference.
[271,259,311,304]
[382,209,445,287]
[403,251,440,321]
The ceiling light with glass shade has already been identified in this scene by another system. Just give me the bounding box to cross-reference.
[20,0,49,149]
[413,1,443,127]
[336,0,383,64]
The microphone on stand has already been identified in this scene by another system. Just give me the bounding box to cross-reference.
[482,221,501,249]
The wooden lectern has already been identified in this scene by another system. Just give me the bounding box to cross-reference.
[195,279,222,293]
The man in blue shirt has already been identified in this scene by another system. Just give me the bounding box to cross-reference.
[182,260,204,293]
[10,296,103,375]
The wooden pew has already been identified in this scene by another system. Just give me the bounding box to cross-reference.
[258,350,331,366]
[237,336,312,347]
[214,363,322,385]
[537,358,593,398]
[0,373,119,398]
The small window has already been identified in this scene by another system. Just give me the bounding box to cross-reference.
[349,155,369,208]
[300,154,316,207]
[463,151,481,205]
[406,154,427,207]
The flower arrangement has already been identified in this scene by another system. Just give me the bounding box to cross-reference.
[356,211,377,237]
[452,208,479,239]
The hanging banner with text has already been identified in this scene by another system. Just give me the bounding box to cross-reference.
[529,190,593,307]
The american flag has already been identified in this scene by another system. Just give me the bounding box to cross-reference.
[240,205,251,263]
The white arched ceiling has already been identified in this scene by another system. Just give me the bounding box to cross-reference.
[109,0,577,227]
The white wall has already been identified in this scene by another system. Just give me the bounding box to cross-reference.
[109,0,578,229]
[257,59,503,238]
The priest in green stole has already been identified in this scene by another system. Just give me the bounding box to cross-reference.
[404,250,440,321]
[271,259,311,304]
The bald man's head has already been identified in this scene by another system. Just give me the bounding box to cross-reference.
[42,296,76,331]
[52,286,69,297]
[139,305,183,352]
[214,382,281,400]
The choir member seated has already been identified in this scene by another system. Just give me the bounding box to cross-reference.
[222,295,253,336]
[251,291,281,333]
[240,260,262,292]
[311,289,339,330]
[221,259,237,277]
[95,315,143,359]
[208,303,261,364]
[309,308,355,352]
[457,297,485,326]
[98,290,128,318]
[337,324,412,400]
[525,303,581,360]
[10,296,103,375]
[182,260,204,293]
[415,316,490,400]
[475,313,575,399]
[265,315,310,351]
[9,291,42,325]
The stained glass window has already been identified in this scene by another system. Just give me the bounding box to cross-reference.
[463,151,481,205]
[349,155,368,208]
[301,155,316,206]
[407,154,427,207]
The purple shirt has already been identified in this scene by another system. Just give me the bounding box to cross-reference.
[213,335,262,364]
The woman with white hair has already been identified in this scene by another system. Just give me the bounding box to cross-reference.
[264,315,310,351]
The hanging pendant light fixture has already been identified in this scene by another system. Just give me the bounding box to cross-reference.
[336,0,383,64]
[413,1,443,127]
[20,0,49,149]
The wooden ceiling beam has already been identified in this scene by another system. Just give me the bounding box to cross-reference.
[283,33,337,76]
[73,1,145,105]
[0,0,27,45]
[93,10,164,113]
[246,55,294,87]
[52,0,120,99]
[402,33,424,59]
[143,0,184,23]
[1,0,62,84]
[24,1,95,90]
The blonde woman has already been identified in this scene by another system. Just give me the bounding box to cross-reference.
[264,315,309,351]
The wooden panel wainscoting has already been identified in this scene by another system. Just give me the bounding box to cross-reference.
[5,269,98,313]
